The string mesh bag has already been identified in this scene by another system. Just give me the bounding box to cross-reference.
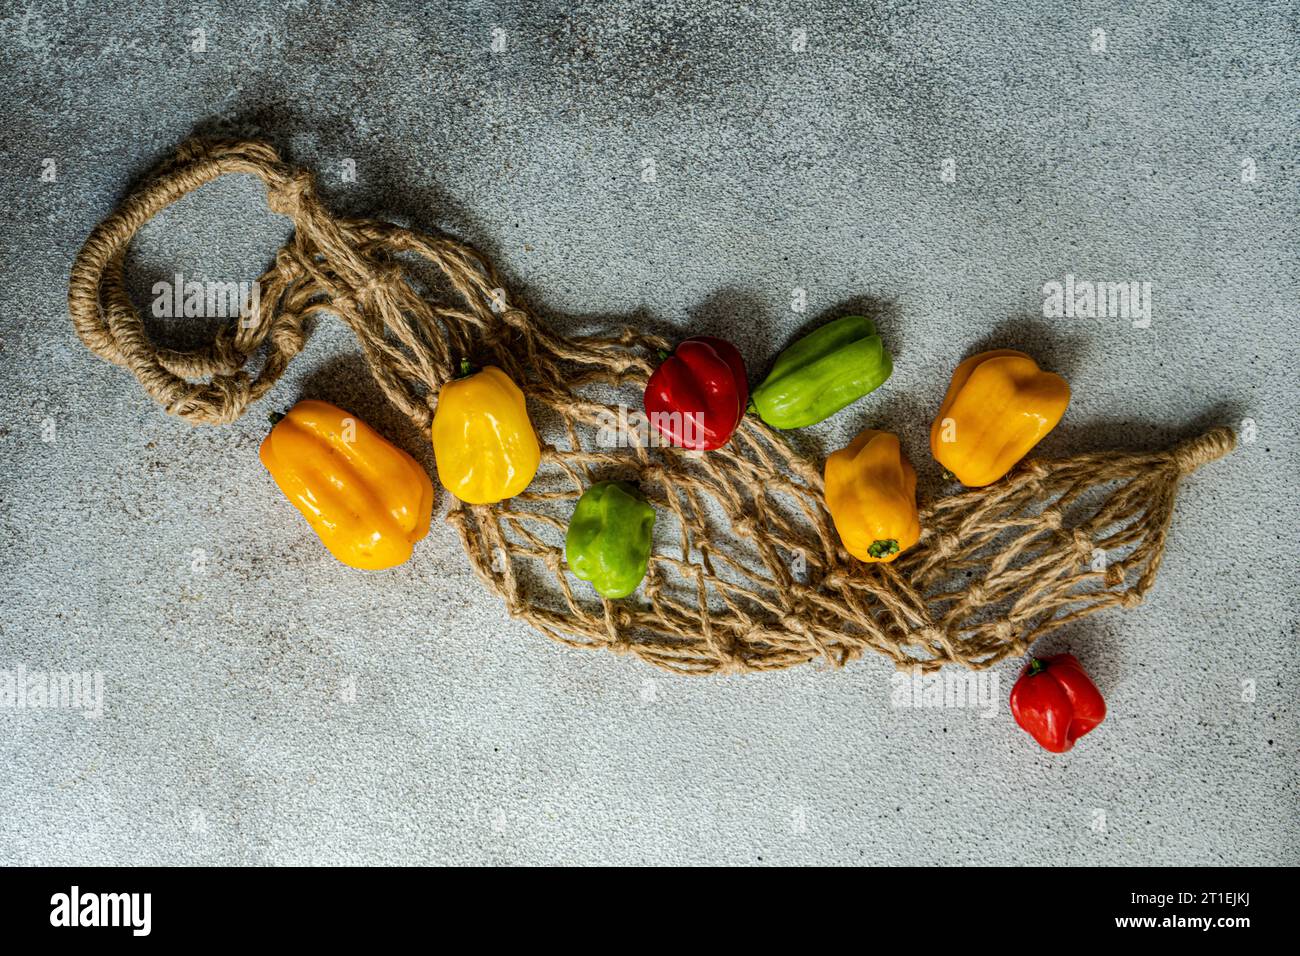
[69,139,1236,675]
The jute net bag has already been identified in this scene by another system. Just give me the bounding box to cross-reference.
[68,139,1235,675]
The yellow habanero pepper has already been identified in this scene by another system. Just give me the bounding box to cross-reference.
[259,399,434,570]
[824,429,921,563]
[930,349,1070,487]
[431,362,541,504]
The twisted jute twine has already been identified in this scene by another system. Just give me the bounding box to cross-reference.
[69,139,1236,675]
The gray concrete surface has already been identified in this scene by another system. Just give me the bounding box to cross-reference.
[1,0,1296,865]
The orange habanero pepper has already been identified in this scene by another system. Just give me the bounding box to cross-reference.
[259,399,434,570]
[824,428,921,563]
[930,349,1070,487]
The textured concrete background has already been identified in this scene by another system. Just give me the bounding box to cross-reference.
[1,0,1296,865]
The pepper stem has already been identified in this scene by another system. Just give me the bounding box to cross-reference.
[456,358,476,379]
[867,539,900,559]
[267,411,286,427]
[1027,657,1046,676]
[656,349,671,363]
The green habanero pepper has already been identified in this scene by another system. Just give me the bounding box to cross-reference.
[565,480,656,599]
[749,315,893,429]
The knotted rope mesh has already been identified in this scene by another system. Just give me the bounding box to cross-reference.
[68,139,1235,675]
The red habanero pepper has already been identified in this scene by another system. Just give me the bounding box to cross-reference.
[644,336,748,451]
[1010,654,1107,753]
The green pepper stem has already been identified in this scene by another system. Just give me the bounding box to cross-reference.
[867,539,900,558]
[456,358,476,379]
[267,411,286,427]
[1027,657,1046,676]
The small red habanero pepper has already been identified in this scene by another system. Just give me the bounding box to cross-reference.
[1009,654,1107,753]
[644,336,748,451]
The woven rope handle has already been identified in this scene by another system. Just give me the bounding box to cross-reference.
[68,138,526,428]
[69,141,306,423]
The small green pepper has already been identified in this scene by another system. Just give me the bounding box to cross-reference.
[565,481,656,599]
[750,315,892,429]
